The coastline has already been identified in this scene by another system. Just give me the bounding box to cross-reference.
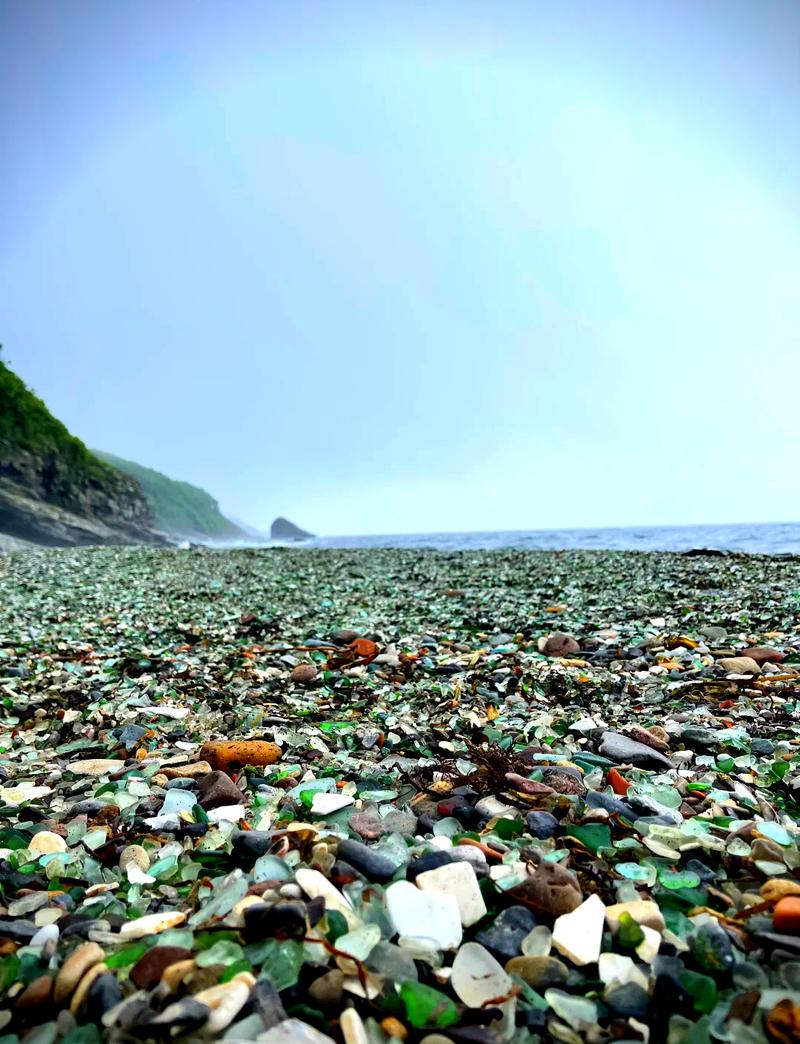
[1,545,799,1040]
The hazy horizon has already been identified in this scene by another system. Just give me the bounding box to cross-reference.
[2,1,799,536]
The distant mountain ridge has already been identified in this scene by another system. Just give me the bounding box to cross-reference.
[94,452,244,541]
[0,358,160,547]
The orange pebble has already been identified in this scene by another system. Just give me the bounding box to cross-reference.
[608,768,630,796]
[198,740,281,774]
[380,1017,408,1040]
[773,896,800,934]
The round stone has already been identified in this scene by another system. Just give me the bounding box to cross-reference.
[29,831,67,857]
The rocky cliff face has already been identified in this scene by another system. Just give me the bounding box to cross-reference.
[0,361,163,548]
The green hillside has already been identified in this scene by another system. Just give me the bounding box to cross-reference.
[0,358,150,520]
[95,451,243,539]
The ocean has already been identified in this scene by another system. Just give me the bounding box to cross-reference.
[304,521,800,555]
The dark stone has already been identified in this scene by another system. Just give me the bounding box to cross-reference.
[648,974,695,1034]
[407,850,453,881]
[251,978,286,1030]
[197,770,243,810]
[475,905,535,961]
[416,813,442,833]
[751,738,776,756]
[525,811,559,839]
[0,917,37,942]
[146,997,211,1034]
[68,800,109,817]
[244,900,308,940]
[690,921,735,973]
[130,946,193,990]
[86,973,123,1017]
[543,633,580,656]
[585,790,636,821]
[164,777,199,792]
[606,982,650,1018]
[114,724,149,751]
[332,629,360,645]
[329,860,359,887]
[680,726,720,751]
[336,838,397,884]
[60,916,109,940]
[598,731,674,770]
[683,859,717,885]
[232,830,273,863]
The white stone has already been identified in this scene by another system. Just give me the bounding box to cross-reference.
[206,803,246,824]
[311,792,355,815]
[0,785,52,806]
[68,759,125,776]
[295,868,358,928]
[194,973,254,1033]
[451,942,512,1008]
[385,880,462,950]
[552,894,605,966]
[605,900,665,933]
[340,1008,369,1044]
[635,925,661,964]
[28,831,67,856]
[118,910,187,940]
[598,953,648,990]
[416,861,487,927]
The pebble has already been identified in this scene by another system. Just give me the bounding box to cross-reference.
[197,770,244,809]
[416,861,487,927]
[599,731,674,769]
[336,838,397,883]
[67,759,125,776]
[451,942,512,1007]
[295,868,358,928]
[28,831,67,856]
[505,955,568,989]
[543,633,581,656]
[717,656,762,675]
[194,973,254,1033]
[118,911,187,940]
[53,942,105,1003]
[552,894,605,966]
[198,740,282,772]
[774,897,800,934]
[130,946,194,989]
[291,664,318,684]
[385,880,462,950]
[508,861,583,916]
[475,905,536,960]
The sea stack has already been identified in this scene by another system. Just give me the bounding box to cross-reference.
[270,517,313,540]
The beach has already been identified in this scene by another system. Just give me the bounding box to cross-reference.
[1,545,799,1042]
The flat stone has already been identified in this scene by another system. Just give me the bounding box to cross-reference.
[605,900,665,933]
[505,955,568,989]
[194,973,254,1034]
[508,862,582,916]
[348,810,385,840]
[416,861,487,927]
[451,942,512,1008]
[130,946,193,990]
[385,880,462,950]
[742,646,785,665]
[598,732,674,770]
[118,911,187,940]
[475,905,536,960]
[552,894,605,966]
[311,792,355,815]
[29,831,67,856]
[68,759,125,777]
[717,656,761,675]
[295,868,358,928]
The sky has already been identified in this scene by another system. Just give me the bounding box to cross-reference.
[1,1,799,536]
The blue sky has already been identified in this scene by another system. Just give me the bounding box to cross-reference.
[1,1,799,535]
